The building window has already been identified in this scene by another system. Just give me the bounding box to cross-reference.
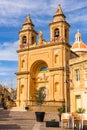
[54,28,59,37]
[55,55,58,64]
[20,85,24,94]
[75,95,81,110]
[21,60,25,68]
[32,36,34,44]
[65,29,67,38]
[22,36,27,44]
[84,70,87,79]
[55,82,58,92]
[84,70,87,88]
[75,69,80,81]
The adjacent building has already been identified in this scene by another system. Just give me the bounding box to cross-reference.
[70,31,87,112]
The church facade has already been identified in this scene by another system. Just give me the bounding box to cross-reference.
[16,5,87,112]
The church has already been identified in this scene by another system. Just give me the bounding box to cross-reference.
[16,4,87,112]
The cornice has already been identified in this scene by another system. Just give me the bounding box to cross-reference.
[15,71,30,75]
[23,22,34,27]
[49,67,64,71]
[49,21,70,27]
[19,29,38,35]
[53,14,66,18]
[17,42,71,53]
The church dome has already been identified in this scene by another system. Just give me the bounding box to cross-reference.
[71,31,87,52]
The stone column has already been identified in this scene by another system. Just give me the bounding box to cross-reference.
[16,78,20,107]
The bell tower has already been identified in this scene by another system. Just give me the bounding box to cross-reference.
[49,4,70,43]
[16,15,38,107]
[19,15,38,49]
[49,4,71,111]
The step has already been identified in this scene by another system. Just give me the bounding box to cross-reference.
[10,107,27,112]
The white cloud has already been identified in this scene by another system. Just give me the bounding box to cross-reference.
[0,66,15,72]
[0,0,87,27]
[0,40,19,61]
[68,14,87,24]
[0,72,8,76]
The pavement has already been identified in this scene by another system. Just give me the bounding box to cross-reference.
[0,108,73,130]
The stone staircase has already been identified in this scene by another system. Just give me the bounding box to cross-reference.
[10,105,59,112]
[10,106,27,111]
[0,108,35,130]
[0,107,68,130]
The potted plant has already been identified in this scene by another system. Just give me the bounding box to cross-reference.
[34,86,46,122]
[57,106,65,122]
[46,119,59,127]
[76,108,85,114]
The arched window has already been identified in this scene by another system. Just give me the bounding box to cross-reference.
[75,69,80,81]
[55,82,59,92]
[54,28,59,37]
[32,36,34,44]
[55,55,58,64]
[22,36,27,44]
[21,60,25,68]
[20,85,24,94]
[40,67,47,72]
[65,29,67,38]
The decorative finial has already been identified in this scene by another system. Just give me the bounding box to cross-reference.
[28,14,30,17]
[25,13,32,24]
[75,29,82,42]
[58,4,61,7]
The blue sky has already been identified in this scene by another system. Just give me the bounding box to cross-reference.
[0,0,87,88]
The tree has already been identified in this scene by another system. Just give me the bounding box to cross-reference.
[34,86,46,122]
[34,86,46,106]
